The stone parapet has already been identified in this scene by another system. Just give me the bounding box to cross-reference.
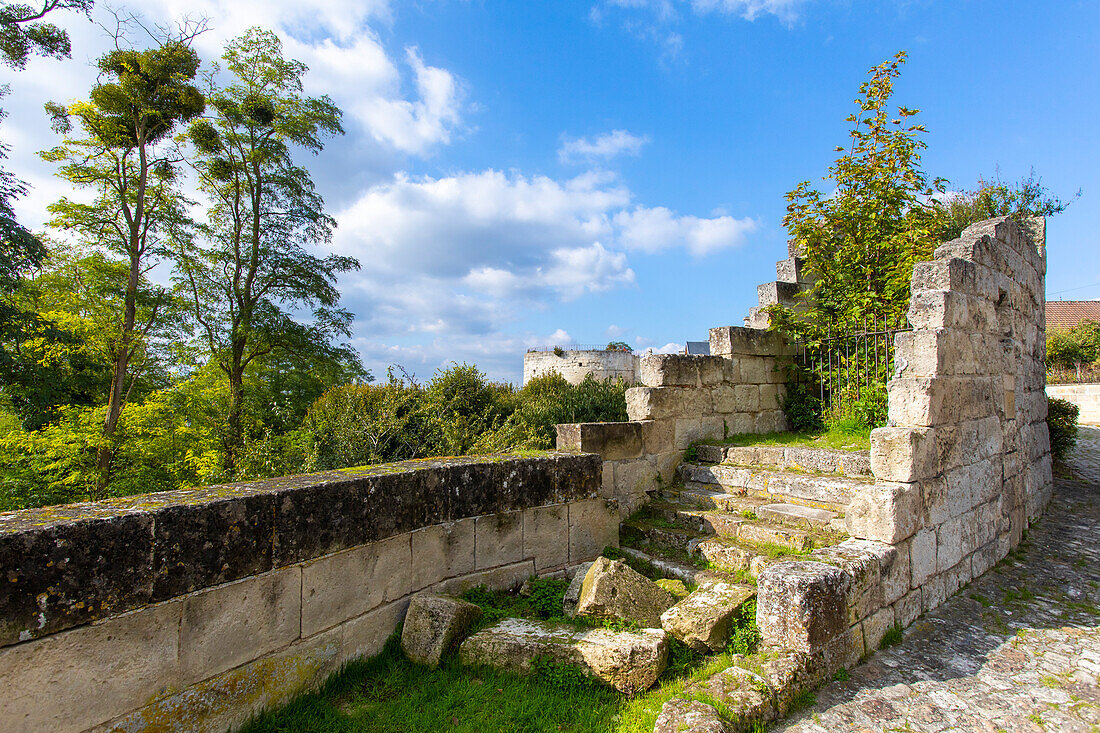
[0,452,614,733]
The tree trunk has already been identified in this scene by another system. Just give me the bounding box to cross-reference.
[224,364,245,479]
[95,261,139,497]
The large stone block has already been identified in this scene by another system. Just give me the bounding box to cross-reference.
[887,376,994,427]
[845,482,922,544]
[409,518,476,590]
[180,567,302,685]
[911,256,980,297]
[523,504,569,572]
[613,459,660,509]
[302,533,411,637]
[575,557,675,628]
[909,529,937,588]
[0,600,181,733]
[709,326,792,358]
[626,386,708,421]
[475,511,523,570]
[870,427,938,482]
[738,358,767,385]
[640,354,703,387]
[674,416,724,449]
[342,599,407,661]
[401,593,482,667]
[554,422,643,461]
[660,582,755,652]
[460,618,669,695]
[640,419,675,454]
[654,699,730,733]
[757,561,848,655]
[569,499,619,563]
[812,539,895,625]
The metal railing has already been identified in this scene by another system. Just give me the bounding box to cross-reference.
[795,315,911,410]
[526,344,632,353]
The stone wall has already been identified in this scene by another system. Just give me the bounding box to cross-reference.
[557,327,792,517]
[523,349,640,386]
[0,452,615,733]
[1047,383,1100,424]
[758,217,1053,671]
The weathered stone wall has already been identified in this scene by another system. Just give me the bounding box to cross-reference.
[758,217,1053,672]
[523,349,640,386]
[1047,383,1100,424]
[557,327,792,517]
[0,453,614,733]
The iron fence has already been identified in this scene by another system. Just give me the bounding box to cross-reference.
[795,315,912,411]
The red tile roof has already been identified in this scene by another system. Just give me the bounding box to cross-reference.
[1047,300,1100,331]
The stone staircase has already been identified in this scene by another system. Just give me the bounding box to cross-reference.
[743,241,816,329]
[620,443,870,585]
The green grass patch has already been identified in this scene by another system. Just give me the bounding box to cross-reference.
[878,624,903,649]
[239,632,622,733]
[705,428,871,452]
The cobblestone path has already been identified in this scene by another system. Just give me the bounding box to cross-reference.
[776,428,1100,733]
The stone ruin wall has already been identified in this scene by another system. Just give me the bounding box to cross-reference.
[0,453,617,733]
[557,327,792,518]
[523,349,640,386]
[758,216,1054,671]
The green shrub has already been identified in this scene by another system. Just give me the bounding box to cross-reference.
[726,598,761,655]
[782,382,824,432]
[1047,397,1079,460]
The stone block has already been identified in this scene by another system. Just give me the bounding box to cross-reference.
[674,416,724,449]
[909,528,937,588]
[691,665,776,725]
[569,499,619,563]
[342,599,407,661]
[757,561,848,655]
[640,354,701,387]
[725,412,756,435]
[907,289,997,332]
[626,386,707,421]
[601,461,615,499]
[180,567,302,685]
[654,699,730,733]
[845,482,922,544]
[475,511,523,570]
[432,560,535,598]
[613,459,660,507]
[911,256,979,297]
[755,410,787,434]
[302,533,411,637]
[699,356,736,386]
[660,582,755,652]
[410,519,476,591]
[554,422,643,461]
[563,561,595,616]
[460,618,669,695]
[882,538,911,605]
[710,326,792,357]
[738,358,766,384]
[921,574,947,613]
[822,623,865,673]
[936,517,964,573]
[812,539,893,625]
[0,600,181,733]
[861,606,895,654]
[0,509,155,646]
[640,419,675,454]
[893,589,923,628]
[401,593,482,667]
[759,383,781,411]
[870,427,938,482]
[575,557,675,628]
[888,376,994,427]
[523,504,569,572]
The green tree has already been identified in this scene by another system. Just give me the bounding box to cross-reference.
[0,0,91,69]
[935,169,1078,242]
[605,341,632,352]
[41,34,204,495]
[178,28,358,476]
[771,51,945,340]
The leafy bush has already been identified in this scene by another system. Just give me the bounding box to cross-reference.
[782,382,824,432]
[1047,397,1079,461]
[727,598,761,656]
[1047,321,1100,373]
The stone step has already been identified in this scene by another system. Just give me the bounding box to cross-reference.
[459,618,669,695]
[673,485,769,515]
[694,443,872,478]
[618,546,739,588]
[744,306,771,330]
[621,516,705,552]
[691,537,779,579]
[680,462,864,508]
[642,500,815,551]
[756,503,839,530]
[757,280,801,308]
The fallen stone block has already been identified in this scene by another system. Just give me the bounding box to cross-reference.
[689,664,776,727]
[459,618,669,695]
[562,561,594,616]
[660,582,755,652]
[574,557,676,628]
[653,698,731,733]
[401,593,482,667]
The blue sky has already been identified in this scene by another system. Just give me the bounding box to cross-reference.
[5,0,1099,383]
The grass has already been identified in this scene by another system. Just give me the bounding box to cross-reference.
[705,427,872,452]
[240,572,767,733]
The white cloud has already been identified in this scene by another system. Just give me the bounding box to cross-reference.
[559,129,650,163]
[614,206,757,256]
[605,324,629,338]
[689,0,806,23]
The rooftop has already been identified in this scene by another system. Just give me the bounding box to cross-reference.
[1047,300,1100,331]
